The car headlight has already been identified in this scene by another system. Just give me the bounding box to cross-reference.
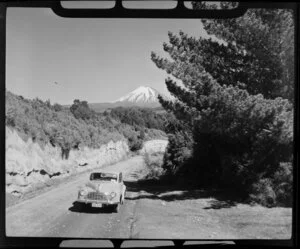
[79,189,88,196]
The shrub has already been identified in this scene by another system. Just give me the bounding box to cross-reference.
[6,115,16,127]
[273,162,293,206]
[144,128,168,140]
[109,106,170,132]
[219,156,251,192]
[70,99,94,120]
[120,125,145,152]
[246,162,292,207]
[128,135,143,152]
[249,178,277,207]
[53,103,63,112]
[143,151,165,179]
[162,132,193,176]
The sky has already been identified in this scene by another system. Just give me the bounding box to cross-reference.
[6,4,212,105]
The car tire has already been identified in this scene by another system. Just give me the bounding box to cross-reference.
[112,204,119,213]
[76,202,86,210]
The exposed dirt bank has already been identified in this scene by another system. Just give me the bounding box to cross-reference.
[139,139,168,155]
[6,127,129,196]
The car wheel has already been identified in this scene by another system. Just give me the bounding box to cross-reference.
[74,202,80,209]
[76,202,86,210]
[112,204,119,213]
[85,203,91,210]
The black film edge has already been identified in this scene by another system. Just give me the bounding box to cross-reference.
[51,0,249,19]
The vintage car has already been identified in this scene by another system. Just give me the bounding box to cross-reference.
[77,170,126,212]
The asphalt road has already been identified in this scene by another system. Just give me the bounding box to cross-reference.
[6,155,292,240]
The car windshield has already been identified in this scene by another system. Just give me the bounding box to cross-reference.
[90,172,118,181]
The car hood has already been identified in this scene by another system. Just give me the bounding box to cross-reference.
[85,181,119,193]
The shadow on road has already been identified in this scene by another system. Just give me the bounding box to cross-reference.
[124,179,245,209]
[68,202,115,214]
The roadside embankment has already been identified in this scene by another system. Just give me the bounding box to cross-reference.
[139,139,168,155]
[6,127,129,196]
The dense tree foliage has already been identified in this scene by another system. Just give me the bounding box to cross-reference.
[151,6,294,206]
[192,2,294,102]
[6,91,168,156]
[107,106,173,132]
[70,99,95,120]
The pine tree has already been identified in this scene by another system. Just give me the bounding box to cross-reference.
[192,2,294,101]
[151,8,293,193]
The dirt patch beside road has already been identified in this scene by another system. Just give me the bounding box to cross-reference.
[123,177,292,240]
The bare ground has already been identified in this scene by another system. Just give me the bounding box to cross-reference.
[6,155,292,240]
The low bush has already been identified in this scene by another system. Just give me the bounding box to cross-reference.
[249,178,277,207]
[162,132,193,176]
[128,135,143,152]
[144,128,168,141]
[249,162,293,207]
[143,151,165,179]
[273,162,293,206]
[109,106,171,132]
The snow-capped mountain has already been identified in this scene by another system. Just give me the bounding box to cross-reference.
[114,86,161,104]
[89,86,170,112]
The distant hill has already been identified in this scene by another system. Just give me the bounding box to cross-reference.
[5,90,168,152]
[89,103,166,113]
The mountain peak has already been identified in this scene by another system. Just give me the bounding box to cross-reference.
[135,85,153,90]
[89,86,172,112]
[114,86,161,104]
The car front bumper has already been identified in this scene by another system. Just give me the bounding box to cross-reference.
[76,199,119,205]
[77,193,119,205]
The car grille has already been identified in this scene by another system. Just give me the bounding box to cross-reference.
[87,192,107,201]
